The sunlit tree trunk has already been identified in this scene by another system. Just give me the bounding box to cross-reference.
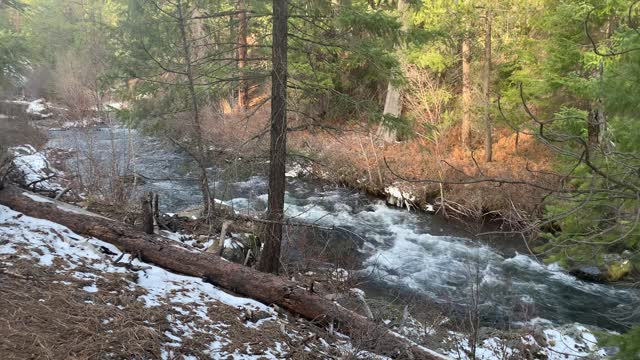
[588,60,606,148]
[483,10,492,162]
[258,0,288,274]
[236,0,249,110]
[461,37,471,147]
[377,0,409,143]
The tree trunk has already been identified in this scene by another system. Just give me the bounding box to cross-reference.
[587,107,603,147]
[592,60,606,147]
[0,186,446,360]
[483,10,492,163]
[141,191,154,234]
[176,0,212,216]
[378,83,402,142]
[237,0,249,110]
[153,193,159,220]
[461,37,471,147]
[258,0,288,274]
[377,0,409,143]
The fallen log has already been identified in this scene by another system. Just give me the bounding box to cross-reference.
[0,185,448,360]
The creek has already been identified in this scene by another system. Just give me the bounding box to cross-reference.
[47,125,639,332]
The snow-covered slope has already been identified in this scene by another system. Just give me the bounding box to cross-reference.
[0,204,384,359]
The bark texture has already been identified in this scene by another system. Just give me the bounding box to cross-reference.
[259,0,288,274]
[379,83,402,142]
[378,0,409,143]
[0,186,446,360]
[588,61,606,147]
[141,192,154,234]
[236,0,249,110]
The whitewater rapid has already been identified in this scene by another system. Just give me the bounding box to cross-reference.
[48,126,639,331]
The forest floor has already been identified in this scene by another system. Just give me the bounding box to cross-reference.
[0,203,385,360]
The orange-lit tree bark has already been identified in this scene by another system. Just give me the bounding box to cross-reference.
[258,0,288,274]
[461,37,472,147]
[482,10,492,162]
[236,0,249,110]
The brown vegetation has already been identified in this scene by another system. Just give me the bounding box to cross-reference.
[0,229,375,359]
[201,101,556,221]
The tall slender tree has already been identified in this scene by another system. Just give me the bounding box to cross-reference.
[482,9,492,162]
[236,0,250,110]
[175,0,213,215]
[461,36,472,147]
[258,0,288,274]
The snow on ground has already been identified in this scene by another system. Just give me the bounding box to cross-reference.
[285,163,311,178]
[56,118,105,129]
[160,229,216,251]
[390,308,609,359]
[438,325,607,360]
[0,204,380,359]
[25,99,53,118]
[542,325,607,360]
[10,144,63,192]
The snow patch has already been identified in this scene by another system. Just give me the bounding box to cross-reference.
[82,284,99,293]
[285,163,311,178]
[26,99,53,118]
[11,145,63,192]
[22,192,53,203]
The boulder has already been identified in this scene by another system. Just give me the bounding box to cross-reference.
[569,265,607,282]
[221,238,246,263]
[606,260,632,281]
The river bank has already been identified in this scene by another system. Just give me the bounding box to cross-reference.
[42,128,640,330]
[2,99,636,358]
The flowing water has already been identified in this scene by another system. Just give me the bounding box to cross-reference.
[47,125,639,332]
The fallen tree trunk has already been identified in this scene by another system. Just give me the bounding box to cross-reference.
[0,186,447,360]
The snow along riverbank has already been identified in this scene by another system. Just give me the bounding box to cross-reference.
[0,202,394,359]
[0,191,613,359]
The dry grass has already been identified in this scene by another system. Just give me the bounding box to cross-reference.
[201,101,556,220]
[291,124,556,218]
[201,103,270,157]
[0,113,46,149]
